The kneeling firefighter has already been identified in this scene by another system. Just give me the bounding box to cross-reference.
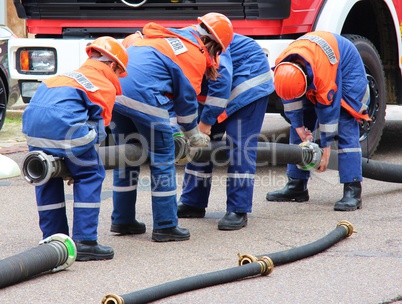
[266,31,370,211]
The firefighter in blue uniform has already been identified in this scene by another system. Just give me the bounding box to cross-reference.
[110,13,234,241]
[22,37,128,261]
[177,33,275,230]
[266,31,370,211]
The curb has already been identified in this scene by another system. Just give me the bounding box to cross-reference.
[6,110,24,120]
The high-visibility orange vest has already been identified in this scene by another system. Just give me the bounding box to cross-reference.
[276,31,370,121]
[44,59,121,126]
[134,23,210,95]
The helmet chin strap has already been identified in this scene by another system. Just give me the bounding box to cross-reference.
[196,24,216,43]
[192,26,214,68]
[91,55,112,62]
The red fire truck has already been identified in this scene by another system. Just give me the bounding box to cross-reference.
[8,0,402,157]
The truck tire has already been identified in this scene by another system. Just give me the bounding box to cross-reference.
[343,34,386,158]
[0,77,7,131]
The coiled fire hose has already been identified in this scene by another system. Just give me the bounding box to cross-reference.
[101,221,354,304]
[0,234,76,288]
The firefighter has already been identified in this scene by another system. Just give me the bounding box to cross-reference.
[177,33,274,230]
[266,31,370,211]
[22,36,128,261]
[110,13,234,241]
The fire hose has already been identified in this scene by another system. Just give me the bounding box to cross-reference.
[21,139,402,186]
[20,140,321,186]
[0,234,76,288]
[101,221,354,304]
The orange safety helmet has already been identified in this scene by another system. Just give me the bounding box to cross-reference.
[86,36,129,77]
[274,62,307,100]
[122,31,144,48]
[197,12,233,51]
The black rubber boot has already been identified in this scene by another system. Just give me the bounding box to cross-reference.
[110,219,146,235]
[177,202,206,218]
[334,182,362,211]
[152,226,190,242]
[266,177,309,202]
[75,241,114,261]
[218,212,247,231]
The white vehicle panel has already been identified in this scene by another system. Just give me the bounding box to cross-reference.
[8,38,92,80]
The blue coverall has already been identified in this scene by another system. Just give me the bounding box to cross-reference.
[22,59,121,241]
[179,33,275,213]
[111,23,211,229]
[277,32,370,183]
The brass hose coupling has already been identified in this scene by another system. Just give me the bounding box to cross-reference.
[101,294,124,304]
[337,220,355,237]
[237,253,274,276]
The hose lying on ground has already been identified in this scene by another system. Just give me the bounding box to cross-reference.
[101,221,354,304]
[0,234,76,288]
[238,220,354,266]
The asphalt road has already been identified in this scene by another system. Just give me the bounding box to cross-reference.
[0,111,401,304]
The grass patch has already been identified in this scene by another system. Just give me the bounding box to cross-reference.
[5,117,22,123]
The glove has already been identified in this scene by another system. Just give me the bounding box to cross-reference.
[182,126,210,148]
[188,133,210,147]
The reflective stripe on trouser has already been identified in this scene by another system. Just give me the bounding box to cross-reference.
[287,107,362,183]
[35,147,105,241]
[111,110,178,229]
[110,110,140,226]
[112,167,139,225]
[35,178,69,238]
[181,97,269,213]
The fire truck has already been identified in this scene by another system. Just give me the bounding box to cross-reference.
[8,0,402,157]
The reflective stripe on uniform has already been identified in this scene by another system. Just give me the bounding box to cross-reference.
[227,173,255,179]
[26,129,97,149]
[116,95,170,119]
[112,185,138,192]
[338,147,362,154]
[283,99,303,112]
[74,202,101,208]
[151,189,177,197]
[184,168,212,178]
[204,96,227,108]
[359,84,370,113]
[319,123,338,133]
[228,71,273,104]
[177,112,198,124]
[37,202,66,212]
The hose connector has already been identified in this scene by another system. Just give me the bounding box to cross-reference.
[237,253,258,265]
[297,141,323,171]
[237,254,274,275]
[39,233,77,272]
[101,293,124,304]
[257,256,274,276]
[337,220,355,237]
[21,151,69,186]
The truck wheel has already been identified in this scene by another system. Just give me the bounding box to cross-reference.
[0,77,7,131]
[343,34,386,158]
